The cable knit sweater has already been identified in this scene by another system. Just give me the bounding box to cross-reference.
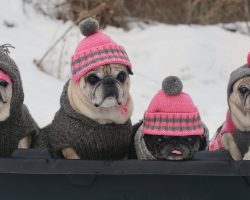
[35,81,133,159]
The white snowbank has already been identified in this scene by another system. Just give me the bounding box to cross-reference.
[1,0,250,136]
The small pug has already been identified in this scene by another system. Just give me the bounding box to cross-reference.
[222,76,250,160]
[134,121,208,160]
[134,76,209,161]
[63,64,133,159]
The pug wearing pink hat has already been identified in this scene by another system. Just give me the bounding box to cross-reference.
[209,52,250,160]
[134,76,209,160]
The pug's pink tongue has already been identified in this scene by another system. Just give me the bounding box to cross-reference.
[172,150,182,155]
[120,104,127,115]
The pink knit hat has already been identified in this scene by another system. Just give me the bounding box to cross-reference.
[143,76,204,136]
[0,70,12,86]
[71,18,133,82]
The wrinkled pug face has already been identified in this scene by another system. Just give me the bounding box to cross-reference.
[143,135,201,160]
[230,77,250,112]
[79,64,130,108]
[0,80,12,121]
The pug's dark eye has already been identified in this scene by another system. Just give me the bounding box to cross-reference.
[157,138,164,143]
[187,137,193,143]
[239,86,249,95]
[0,81,8,88]
[116,71,126,83]
[87,74,100,86]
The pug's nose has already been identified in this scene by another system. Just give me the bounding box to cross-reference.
[103,77,115,86]
[171,140,178,145]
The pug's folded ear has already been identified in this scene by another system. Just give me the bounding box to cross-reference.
[127,68,133,75]
[199,123,210,150]
[128,120,143,159]
[199,136,207,150]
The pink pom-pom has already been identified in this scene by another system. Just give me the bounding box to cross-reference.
[248,52,250,65]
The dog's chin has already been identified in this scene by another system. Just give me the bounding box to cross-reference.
[95,97,119,108]
[0,115,9,122]
[157,152,193,161]
[0,106,10,122]
[154,147,195,161]
[244,107,250,113]
[244,102,250,112]
[166,155,185,161]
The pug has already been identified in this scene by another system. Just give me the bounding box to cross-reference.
[63,64,133,159]
[209,57,250,160]
[0,44,38,156]
[221,76,250,160]
[134,76,209,160]
[134,121,208,160]
[0,80,30,148]
[35,18,134,159]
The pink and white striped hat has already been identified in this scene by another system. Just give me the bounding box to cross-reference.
[143,76,204,136]
[71,18,132,82]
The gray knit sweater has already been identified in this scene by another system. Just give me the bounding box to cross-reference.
[0,46,38,156]
[35,81,133,159]
[232,130,250,156]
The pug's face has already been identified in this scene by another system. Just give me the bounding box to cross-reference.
[143,135,201,160]
[0,80,12,121]
[78,64,130,108]
[229,77,250,112]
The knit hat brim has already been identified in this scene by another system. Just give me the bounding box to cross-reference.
[0,70,12,86]
[142,110,204,136]
[71,44,132,81]
[227,64,250,100]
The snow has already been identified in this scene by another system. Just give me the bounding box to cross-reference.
[1,0,250,136]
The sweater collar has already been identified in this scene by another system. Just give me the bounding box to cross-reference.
[220,110,236,134]
[134,125,156,160]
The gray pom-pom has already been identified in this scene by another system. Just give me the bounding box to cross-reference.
[79,18,99,36]
[162,76,183,96]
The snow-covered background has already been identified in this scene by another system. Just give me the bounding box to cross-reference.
[0,0,250,136]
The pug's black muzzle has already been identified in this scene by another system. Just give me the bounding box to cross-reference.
[102,77,119,99]
[158,144,195,160]
[143,135,200,160]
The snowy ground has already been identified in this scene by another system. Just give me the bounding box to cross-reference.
[1,0,250,136]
